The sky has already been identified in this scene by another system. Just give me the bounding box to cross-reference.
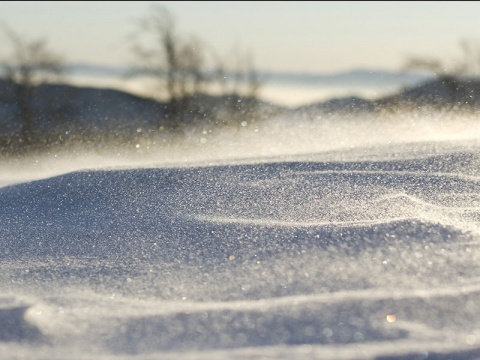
[2,1,480,75]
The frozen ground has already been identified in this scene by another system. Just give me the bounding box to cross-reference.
[1,111,480,359]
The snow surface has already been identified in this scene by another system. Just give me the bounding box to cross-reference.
[1,111,480,359]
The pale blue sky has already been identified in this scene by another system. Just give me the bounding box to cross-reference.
[2,1,480,74]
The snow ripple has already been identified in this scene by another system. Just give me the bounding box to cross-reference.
[1,145,480,359]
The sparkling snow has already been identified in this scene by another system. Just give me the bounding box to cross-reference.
[1,111,480,359]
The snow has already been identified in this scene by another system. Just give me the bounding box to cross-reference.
[1,111,480,359]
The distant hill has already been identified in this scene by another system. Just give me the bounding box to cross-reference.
[1,75,479,154]
[262,68,432,88]
[377,76,480,109]
[0,79,285,153]
[0,80,168,136]
[65,63,433,88]
[295,76,480,115]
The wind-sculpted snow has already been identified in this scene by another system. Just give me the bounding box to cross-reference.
[1,141,480,359]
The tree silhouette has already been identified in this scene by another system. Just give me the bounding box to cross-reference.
[403,39,480,102]
[129,4,263,129]
[0,23,64,142]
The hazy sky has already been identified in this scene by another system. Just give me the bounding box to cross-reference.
[1,1,480,74]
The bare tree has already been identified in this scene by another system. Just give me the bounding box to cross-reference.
[403,39,480,98]
[130,5,211,123]
[0,23,64,142]
[216,47,262,98]
[130,4,263,128]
